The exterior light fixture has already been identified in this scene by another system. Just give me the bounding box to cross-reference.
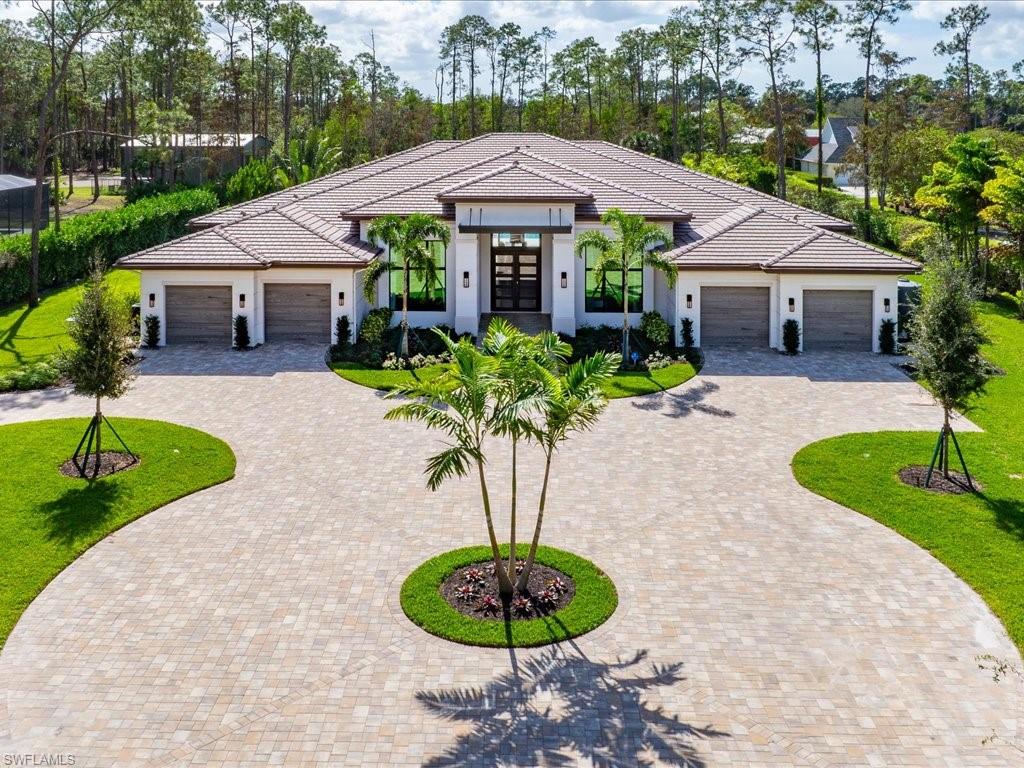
[148,293,155,308]
[463,271,470,288]
[788,297,795,312]
[686,294,692,309]
[560,271,567,289]
[884,297,891,313]
[239,293,246,309]
[338,291,345,307]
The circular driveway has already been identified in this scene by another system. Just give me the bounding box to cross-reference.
[0,345,1019,767]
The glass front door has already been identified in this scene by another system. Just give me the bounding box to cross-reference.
[491,233,541,312]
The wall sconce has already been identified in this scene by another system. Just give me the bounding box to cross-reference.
[686,294,692,309]
[239,293,246,309]
[148,292,155,308]
[338,291,345,307]
[463,271,470,288]
[560,271,567,289]
[788,297,795,312]
[884,297,891,313]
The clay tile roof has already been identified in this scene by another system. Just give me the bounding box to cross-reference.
[117,227,266,269]
[435,161,594,201]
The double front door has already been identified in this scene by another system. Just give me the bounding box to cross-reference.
[492,247,540,312]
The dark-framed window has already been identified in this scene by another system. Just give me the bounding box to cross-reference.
[583,245,642,313]
[390,240,446,311]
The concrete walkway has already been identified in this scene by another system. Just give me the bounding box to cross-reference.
[0,345,1019,767]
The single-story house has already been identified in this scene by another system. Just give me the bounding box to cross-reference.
[799,117,859,186]
[118,132,918,353]
[121,133,271,186]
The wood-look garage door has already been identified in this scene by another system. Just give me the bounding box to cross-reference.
[165,285,231,344]
[700,286,770,347]
[803,290,873,351]
[264,283,331,342]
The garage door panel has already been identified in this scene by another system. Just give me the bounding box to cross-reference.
[264,283,330,342]
[803,290,872,351]
[165,286,231,344]
[700,286,770,347]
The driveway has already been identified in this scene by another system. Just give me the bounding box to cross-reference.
[0,346,1019,767]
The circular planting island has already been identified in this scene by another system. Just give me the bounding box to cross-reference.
[401,545,617,647]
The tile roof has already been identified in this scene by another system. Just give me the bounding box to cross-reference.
[124,133,916,273]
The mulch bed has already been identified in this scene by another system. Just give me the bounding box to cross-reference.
[59,451,139,479]
[440,558,576,621]
[898,465,980,495]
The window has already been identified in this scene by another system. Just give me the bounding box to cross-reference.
[583,246,642,313]
[390,240,446,311]
[492,232,541,249]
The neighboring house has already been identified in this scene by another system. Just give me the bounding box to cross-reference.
[799,117,859,186]
[804,127,821,148]
[0,174,48,235]
[121,133,271,186]
[118,133,918,353]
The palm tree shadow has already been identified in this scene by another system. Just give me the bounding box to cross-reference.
[38,480,125,546]
[631,381,735,419]
[983,494,1024,542]
[416,647,727,767]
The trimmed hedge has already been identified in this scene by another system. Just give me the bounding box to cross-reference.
[0,188,218,306]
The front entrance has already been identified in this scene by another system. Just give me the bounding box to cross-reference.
[491,233,541,312]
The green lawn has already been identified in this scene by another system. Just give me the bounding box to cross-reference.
[0,270,140,373]
[793,296,1024,650]
[331,360,697,400]
[0,417,235,649]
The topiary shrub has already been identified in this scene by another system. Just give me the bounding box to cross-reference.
[782,319,801,355]
[878,318,897,355]
[233,315,250,350]
[680,317,695,350]
[639,311,671,350]
[143,314,161,349]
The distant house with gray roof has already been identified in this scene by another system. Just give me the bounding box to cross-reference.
[799,117,860,186]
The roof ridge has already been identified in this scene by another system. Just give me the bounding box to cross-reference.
[116,224,224,261]
[665,206,762,258]
[574,138,850,229]
[342,148,523,215]
[436,160,594,198]
[515,148,691,217]
[809,226,921,268]
[274,205,380,259]
[761,230,824,268]
[215,228,270,265]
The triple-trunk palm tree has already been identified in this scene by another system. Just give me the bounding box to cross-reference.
[363,213,451,358]
[574,208,677,365]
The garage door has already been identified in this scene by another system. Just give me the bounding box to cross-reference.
[803,290,873,351]
[700,286,770,347]
[165,285,231,344]
[264,283,331,342]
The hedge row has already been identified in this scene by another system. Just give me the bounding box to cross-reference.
[0,188,218,306]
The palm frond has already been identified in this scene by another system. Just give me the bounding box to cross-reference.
[361,259,389,306]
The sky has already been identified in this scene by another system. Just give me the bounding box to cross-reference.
[6,0,1024,95]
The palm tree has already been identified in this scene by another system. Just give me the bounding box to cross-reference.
[574,208,676,365]
[515,349,619,591]
[385,331,516,598]
[483,318,571,584]
[363,213,451,358]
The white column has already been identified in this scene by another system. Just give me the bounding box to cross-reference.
[550,233,576,335]
[453,232,480,336]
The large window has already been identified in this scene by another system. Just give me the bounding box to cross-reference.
[390,240,446,311]
[583,246,643,313]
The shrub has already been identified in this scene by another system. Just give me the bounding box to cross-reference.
[233,315,250,349]
[358,307,393,346]
[328,315,352,361]
[639,311,671,350]
[782,319,801,355]
[143,314,161,349]
[878,318,897,354]
[0,188,218,306]
[0,360,62,392]
[680,317,695,350]
[568,325,622,359]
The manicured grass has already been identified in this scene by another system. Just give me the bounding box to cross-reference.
[0,270,140,373]
[400,544,617,647]
[331,360,697,399]
[792,296,1024,650]
[0,417,235,649]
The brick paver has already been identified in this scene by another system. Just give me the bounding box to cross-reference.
[0,345,1019,767]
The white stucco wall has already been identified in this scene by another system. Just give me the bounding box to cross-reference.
[675,270,782,349]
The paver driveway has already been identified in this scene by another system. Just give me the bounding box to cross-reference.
[0,346,1020,767]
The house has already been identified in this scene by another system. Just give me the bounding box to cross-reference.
[799,117,859,186]
[804,127,821,148]
[0,174,49,235]
[117,133,918,353]
[121,133,271,186]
